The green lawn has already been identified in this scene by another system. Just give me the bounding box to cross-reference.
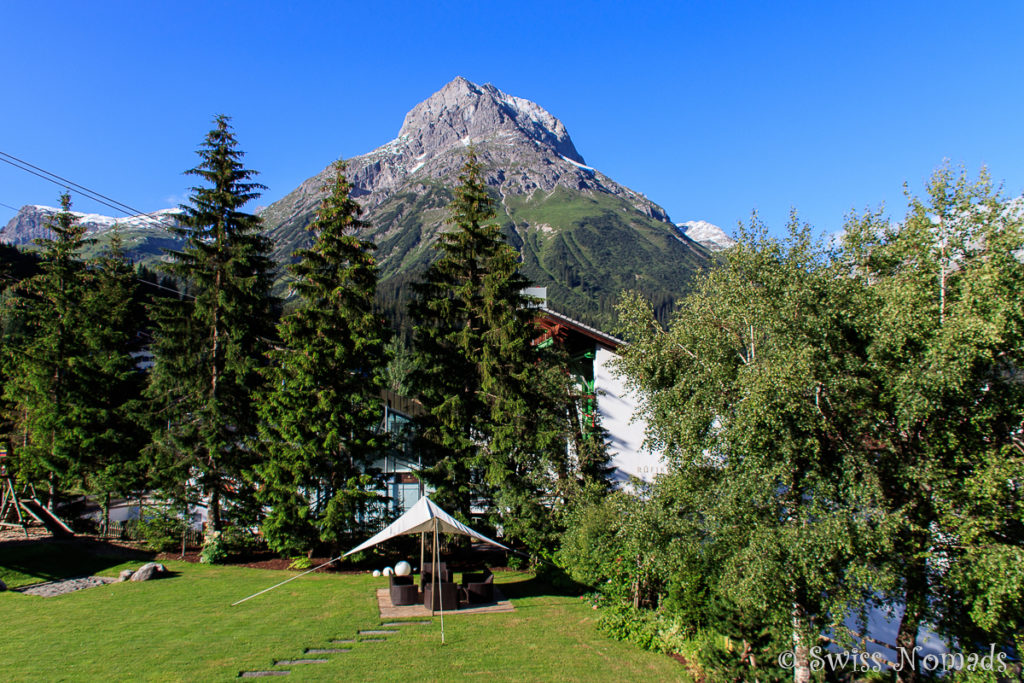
[0,542,688,682]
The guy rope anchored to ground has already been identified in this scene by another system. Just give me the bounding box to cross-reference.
[231,556,342,606]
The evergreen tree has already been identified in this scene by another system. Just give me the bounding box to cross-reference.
[147,115,279,531]
[257,162,387,555]
[409,149,569,548]
[1,194,95,503]
[81,230,148,529]
[0,196,145,513]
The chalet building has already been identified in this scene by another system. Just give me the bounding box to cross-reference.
[380,289,666,516]
[532,299,665,485]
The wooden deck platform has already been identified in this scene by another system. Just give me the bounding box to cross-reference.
[376,587,515,618]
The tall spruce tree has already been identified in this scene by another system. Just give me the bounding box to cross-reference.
[257,162,387,555]
[1,193,93,504]
[82,230,148,529]
[147,115,278,531]
[0,197,145,513]
[409,149,568,547]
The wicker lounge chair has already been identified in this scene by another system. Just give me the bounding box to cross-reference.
[389,574,419,606]
[423,579,459,611]
[420,562,452,590]
[460,570,494,604]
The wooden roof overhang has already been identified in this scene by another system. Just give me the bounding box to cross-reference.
[532,307,624,352]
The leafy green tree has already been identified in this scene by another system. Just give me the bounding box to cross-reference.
[408,148,570,549]
[837,167,1024,677]
[612,167,1024,682]
[257,162,387,555]
[616,218,873,682]
[383,336,415,395]
[147,115,279,530]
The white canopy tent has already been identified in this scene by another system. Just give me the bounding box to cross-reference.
[345,496,508,555]
[344,496,509,643]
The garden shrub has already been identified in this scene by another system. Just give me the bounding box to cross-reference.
[221,525,262,554]
[200,529,227,564]
[138,511,185,553]
[288,556,313,570]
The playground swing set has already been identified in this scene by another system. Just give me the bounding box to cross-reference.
[0,447,75,538]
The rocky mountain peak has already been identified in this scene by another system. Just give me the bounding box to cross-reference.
[257,76,694,315]
[396,76,584,164]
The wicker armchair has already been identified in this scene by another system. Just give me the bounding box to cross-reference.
[423,580,459,611]
[420,561,452,589]
[460,570,494,604]
[389,574,419,606]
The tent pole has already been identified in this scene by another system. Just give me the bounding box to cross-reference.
[429,528,435,616]
[436,519,444,644]
[420,530,425,587]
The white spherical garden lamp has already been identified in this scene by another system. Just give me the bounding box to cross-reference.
[383,567,394,576]
[395,561,412,577]
[372,569,381,577]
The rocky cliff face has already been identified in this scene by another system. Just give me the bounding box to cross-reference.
[261,77,703,328]
[260,77,674,251]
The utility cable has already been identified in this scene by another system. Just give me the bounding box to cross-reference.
[0,151,152,219]
[0,152,178,232]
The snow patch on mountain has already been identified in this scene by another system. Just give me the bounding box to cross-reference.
[677,220,736,251]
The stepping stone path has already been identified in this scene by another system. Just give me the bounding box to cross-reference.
[238,619,432,678]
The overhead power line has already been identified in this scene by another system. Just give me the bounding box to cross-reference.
[0,150,199,300]
[0,151,177,232]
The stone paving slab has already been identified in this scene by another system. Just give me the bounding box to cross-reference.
[238,671,289,678]
[305,648,350,654]
[274,659,327,665]
[358,629,398,635]
[381,620,432,626]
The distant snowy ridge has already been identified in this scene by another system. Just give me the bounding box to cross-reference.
[1,205,180,245]
[27,205,182,231]
[677,220,736,251]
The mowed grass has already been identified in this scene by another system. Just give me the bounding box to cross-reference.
[0,542,688,682]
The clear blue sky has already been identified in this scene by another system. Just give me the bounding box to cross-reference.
[2,1,1022,238]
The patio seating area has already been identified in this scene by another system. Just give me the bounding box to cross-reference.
[380,565,513,618]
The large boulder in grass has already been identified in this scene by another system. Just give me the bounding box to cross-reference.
[130,562,167,582]
[118,569,134,582]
